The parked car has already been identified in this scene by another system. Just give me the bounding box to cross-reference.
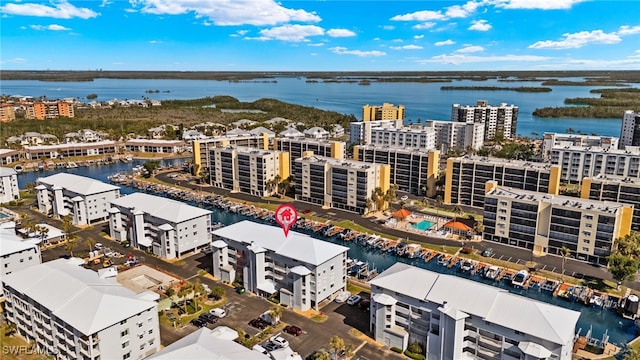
[334,291,351,303]
[270,336,290,349]
[190,318,205,327]
[347,295,362,306]
[283,325,302,336]
[358,299,371,311]
[482,248,494,257]
[94,243,103,251]
[199,313,218,324]
[249,318,268,330]
[209,308,227,318]
[400,195,409,201]
[235,286,246,294]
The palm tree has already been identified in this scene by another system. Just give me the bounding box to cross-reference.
[177,282,193,314]
[452,205,464,223]
[36,225,49,243]
[268,305,283,325]
[65,238,78,257]
[365,198,374,214]
[560,246,571,281]
[328,335,345,359]
[191,279,206,312]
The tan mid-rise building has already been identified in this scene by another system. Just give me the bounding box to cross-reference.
[0,104,16,122]
[25,101,74,120]
[362,103,405,121]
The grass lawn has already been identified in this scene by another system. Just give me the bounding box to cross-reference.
[0,326,53,360]
[347,282,370,296]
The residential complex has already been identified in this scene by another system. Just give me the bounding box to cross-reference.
[483,184,632,265]
[2,258,160,360]
[350,119,403,145]
[24,140,119,160]
[0,149,21,165]
[424,120,485,153]
[362,103,405,121]
[108,192,212,259]
[35,173,120,225]
[192,133,271,176]
[582,174,640,231]
[369,263,580,359]
[353,145,439,197]
[124,139,187,154]
[208,145,289,197]
[211,220,349,311]
[0,222,41,297]
[444,156,560,207]
[619,110,640,148]
[542,132,619,160]
[25,101,75,120]
[369,126,436,149]
[0,167,20,204]
[0,103,16,122]
[275,137,345,166]
[293,155,390,214]
[451,100,518,140]
[549,145,640,183]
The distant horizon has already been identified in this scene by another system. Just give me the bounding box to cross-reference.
[1,1,639,71]
[2,69,639,74]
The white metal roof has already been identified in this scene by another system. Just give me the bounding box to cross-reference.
[37,173,119,196]
[110,192,212,223]
[149,327,269,360]
[0,167,17,177]
[212,220,348,266]
[370,263,580,345]
[2,258,157,335]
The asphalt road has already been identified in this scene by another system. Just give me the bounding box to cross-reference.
[154,170,639,291]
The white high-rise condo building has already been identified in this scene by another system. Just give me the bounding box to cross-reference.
[542,132,619,160]
[2,258,161,360]
[451,100,518,140]
[620,110,640,148]
[369,263,580,359]
[0,167,20,203]
[549,145,640,184]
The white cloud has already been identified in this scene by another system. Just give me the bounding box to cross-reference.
[381,25,395,30]
[529,30,621,49]
[391,10,445,22]
[307,42,324,47]
[329,46,386,57]
[1,0,98,19]
[468,20,491,31]
[129,0,320,26]
[244,36,271,41]
[492,0,584,10]
[455,45,484,53]
[30,24,71,31]
[445,1,481,18]
[413,22,436,30]
[435,39,455,46]
[327,29,356,38]
[414,35,424,39]
[0,57,27,64]
[390,45,423,50]
[100,0,112,7]
[617,25,640,36]
[149,40,162,44]
[259,24,324,42]
[421,53,550,65]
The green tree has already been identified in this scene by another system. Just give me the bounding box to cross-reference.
[177,282,193,314]
[328,335,345,359]
[210,286,225,301]
[608,253,639,289]
[560,246,571,282]
[36,225,49,242]
[65,238,78,257]
[623,345,640,360]
[192,279,206,312]
[408,342,423,355]
[309,350,331,360]
[143,160,160,174]
[268,305,283,324]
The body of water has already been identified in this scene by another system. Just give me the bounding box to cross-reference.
[16,161,638,345]
[1,77,631,137]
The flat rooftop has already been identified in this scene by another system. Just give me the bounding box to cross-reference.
[452,155,554,171]
[296,154,380,170]
[37,173,119,195]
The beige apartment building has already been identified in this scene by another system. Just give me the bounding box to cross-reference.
[362,103,405,121]
[582,174,640,231]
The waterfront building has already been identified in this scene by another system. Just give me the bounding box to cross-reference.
[275,137,345,168]
[353,145,439,197]
[349,119,402,145]
[124,139,187,154]
[483,184,632,265]
[0,149,21,165]
[0,167,20,203]
[451,100,518,140]
[192,133,272,176]
[211,220,348,311]
[7,132,58,147]
[25,101,75,120]
[549,145,640,184]
[0,103,16,122]
[0,222,41,297]
[304,126,331,139]
[24,140,118,160]
[362,103,405,121]
[581,174,640,231]
[369,126,436,149]
[293,154,390,214]
[2,258,161,360]
[369,262,579,359]
[208,145,290,197]
[108,192,212,259]
[620,110,640,148]
[424,120,485,153]
[541,132,618,160]
[64,129,109,143]
[35,173,120,225]
[149,326,269,359]
[444,156,560,208]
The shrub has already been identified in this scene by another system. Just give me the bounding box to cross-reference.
[390,347,403,353]
[404,350,425,360]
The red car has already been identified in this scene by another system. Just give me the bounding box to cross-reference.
[283,325,302,336]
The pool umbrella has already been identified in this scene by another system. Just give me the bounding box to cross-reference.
[392,208,412,220]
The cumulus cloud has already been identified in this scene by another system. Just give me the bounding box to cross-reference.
[1,0,98,19]
[435,39,455,46]
[307,43,324,47]
[391,10,445,22]
[421,53,550,65]
[30,24,71,31]
[492,0,585,10]
[390,45,424,50]
[468,20,491,31]
[618,25,640,36]
[455,45,484,53]
[529,30,622,49]
[329,46,386,57]
[129,0,320,26]
[381,25,395,30]
[327,29,356,38]
[149,40,162,44]
[259,24,324,42]
[413,22,436,30]
[445,1,482,18]
[414,35,424,39]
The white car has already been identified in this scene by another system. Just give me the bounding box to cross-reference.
[94,243,103,250]
[334,291,352,303]
[347,295,362,306]
[400,195,409,201]
[209,308,227,318]
[270,336,289,349]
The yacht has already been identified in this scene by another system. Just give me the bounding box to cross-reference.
[66,161,78,169]
[484,266,500,280]
[511,270,529,288]
[460,259,476,272]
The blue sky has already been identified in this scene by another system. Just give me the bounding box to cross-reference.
[1,0,639,71]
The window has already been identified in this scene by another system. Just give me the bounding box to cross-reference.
[120,329,128,337]
[148,329,153,335]
[123,352,131,360]
[140,344,145,350]
[121,341,129,349]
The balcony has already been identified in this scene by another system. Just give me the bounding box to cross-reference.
[477,335,502,353]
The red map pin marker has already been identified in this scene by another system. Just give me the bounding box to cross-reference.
[275,203,298,237]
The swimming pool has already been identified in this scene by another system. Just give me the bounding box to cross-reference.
[411,220,435,231]
[0,213,7,219]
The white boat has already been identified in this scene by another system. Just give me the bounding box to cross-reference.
[484,266,500,280]
[511,270,529,288]
[460,259,476,272]
[66,161,78,169]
